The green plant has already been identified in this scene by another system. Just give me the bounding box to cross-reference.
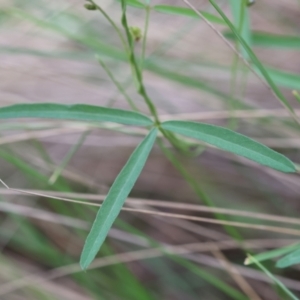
[0,0,297,271]
[1,0,300,298]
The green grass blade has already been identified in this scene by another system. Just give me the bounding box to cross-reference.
[161,120,296,173]
[247,255,299,300]
[0,103,153,126]
[80,128,158,269]
[171,257,248,300]
[224,31,300,49]
[245,243,300,265]
[145,62,247,108]
[158,139,242,240]
[49,131,90,185]
[101,243,155,300]
[4,8,127,61]
[209,0,296,116]
[267,67,300,90]
[153,5,225,25]
[117,221,245,299]
[276,248,300,268]
[228,0,252,59]
[4,42,299,93]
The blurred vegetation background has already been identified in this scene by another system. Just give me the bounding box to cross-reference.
[0,0,300,299]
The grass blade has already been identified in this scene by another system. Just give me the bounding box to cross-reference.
[48,131,90,185]
[224,31,300,49]
[161,120,296,173]
[267,67,300,90]
[80,128,158,269]
[153,5,225,25]
[170,255,248,300]
[245,243,300,265]
[209,0,296,118]
[247,255,299,300]
[276,248,300,268]
[228,0,251,59]
[0,103,153,126]
[4,8,127,61]
[145,62,246,108]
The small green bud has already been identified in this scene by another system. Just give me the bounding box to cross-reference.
[129,26,142,42]
[84,3,97,10]
[247,0,255,6]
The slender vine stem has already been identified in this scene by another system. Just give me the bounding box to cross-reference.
[141,6,151,70]
[89,0,200,155]
[120,0,160,124]
[88,0,129,54]
[228,0,246,130]
[49,131,90,185]
[97,56,139,111]
[157,138,243,241]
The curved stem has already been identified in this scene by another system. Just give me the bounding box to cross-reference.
[89,0,129,54]
[97,56,139,111]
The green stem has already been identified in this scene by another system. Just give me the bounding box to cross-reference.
[89,0,129,54]
[48,131,89,185]
[97,56,139,111]
[228,0,246,130]
[160,128,188,153]
[120,0,160,124]
[120,1,203,154]
[141,6,151,70]
[157,138,243,241]
[228,54,240,130]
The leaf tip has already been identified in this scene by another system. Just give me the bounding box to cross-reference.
[283,161,297,173]
[244,257,250,265]
[79,254,90,271]
[79,244,94,270]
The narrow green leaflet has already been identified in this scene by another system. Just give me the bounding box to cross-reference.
[161,121,296,173]
[245,243,300,265]
[80,128,158,269]
[153,5,225,25]
[0,103,153,126]
[276,248,300,268]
